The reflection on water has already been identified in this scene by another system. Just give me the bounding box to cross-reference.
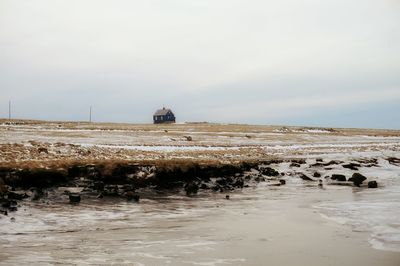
[0,184,307,265]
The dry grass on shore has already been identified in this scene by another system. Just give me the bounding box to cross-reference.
[1,119,399,170]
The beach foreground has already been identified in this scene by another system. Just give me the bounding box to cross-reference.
[0,120,399,265]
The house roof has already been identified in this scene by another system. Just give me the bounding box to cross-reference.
[154,108,174,116]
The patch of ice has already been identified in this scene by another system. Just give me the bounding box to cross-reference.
[315,199,400,252]
[80,144,241,152]
[187,258,246,266]
[292,129,333,133]
[265,142,398,150]
[176,241,217,248]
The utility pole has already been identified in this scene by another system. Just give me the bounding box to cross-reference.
[89,106,92,123]
[8,100,11,120]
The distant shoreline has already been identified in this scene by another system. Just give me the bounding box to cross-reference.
[1,118,400,132]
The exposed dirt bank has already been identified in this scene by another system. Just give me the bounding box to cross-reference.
[1,120,398,214]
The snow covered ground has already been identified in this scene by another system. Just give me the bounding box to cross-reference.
[1,121,399,164]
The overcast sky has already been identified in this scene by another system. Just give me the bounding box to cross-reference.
[1,0,399,128]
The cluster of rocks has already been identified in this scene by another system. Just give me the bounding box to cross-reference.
[0,161,289,210]
[183,165,286,196]
[0,156,391,215]
[387,157,400,166]
[288,158,380,188]
[0,179,29,215]
[328,173,378,188]
[309,158,380,170]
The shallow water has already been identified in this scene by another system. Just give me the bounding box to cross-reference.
[313,158,400,252]
[1,160,400,265]
[0,187,292,265]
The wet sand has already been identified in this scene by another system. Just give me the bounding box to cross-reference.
[1,183,399,265]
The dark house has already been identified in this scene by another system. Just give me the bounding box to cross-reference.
[153,107,176,124]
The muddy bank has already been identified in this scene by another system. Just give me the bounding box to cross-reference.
[0,160,264,212]
[0,160,260,188]
[1,156,389,216]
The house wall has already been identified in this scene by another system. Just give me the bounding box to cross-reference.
[153,114,175,124]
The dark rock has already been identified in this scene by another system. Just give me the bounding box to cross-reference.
[97,193,104,199]
[342,163,361,171]
[68,165,88,177]
[291,159,306,165]
[243,174,252,181]
[232,177,244,188]
[269,183,281,186]
[184,136,193,141]
[7,191,29,200]
[87,166,103,180]
[348,173,367,187]
[310,160,343,168]
[260,159,285,165]
[199,183,209,189]
[313,172,321,178]
[69,193,81,203]
[93,181,105,191]
[259,167,280,176]
[298,173,314,181]
[325,160,343,166]
[0,178,8,196]
[290,163,301,168]
[225,195,230,200]
[152,164,199,189]
[387,157,400,166]
[211,185,221,192]
[316,158,323,162]
[184,182,199,196]
[213,176,235,190]
[11,169,67,188]
[1,198,16,209]
[279,179,286,185]
[8,206,18,212]
[331,174,347,182]
[368,181,378,188]
[356,158,379,167]
[104,185,119,196]
[215,177,228,186]
[310,163,324,167]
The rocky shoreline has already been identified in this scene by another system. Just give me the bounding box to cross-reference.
[2,156,395,216]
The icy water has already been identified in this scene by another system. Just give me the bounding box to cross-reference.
[314,159,400,252]
[1,158,400,265]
